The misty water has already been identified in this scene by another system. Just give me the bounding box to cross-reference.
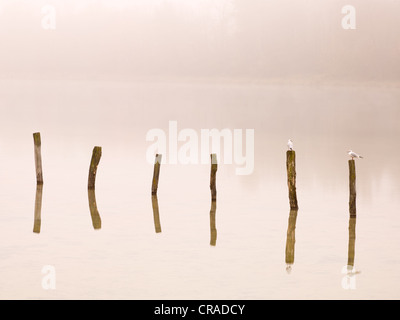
[0,79,399,299]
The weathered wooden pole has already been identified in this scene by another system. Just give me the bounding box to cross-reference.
[210,154,217,202]
[286,150,298,210]
[349,159,356,217]
[210,199,217,246]
[88,189,102,230]
[33,132,43,185]
[285,208,298,273]
[151,154,162,195]
[33,184,43,234]
[88,146,102,190]
[151,195,162,233]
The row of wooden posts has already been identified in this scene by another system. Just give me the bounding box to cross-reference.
[32,132,220,245]
[32,132,359,251]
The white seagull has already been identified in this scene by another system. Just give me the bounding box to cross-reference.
[287,139,293,151]
[348,150,363,159]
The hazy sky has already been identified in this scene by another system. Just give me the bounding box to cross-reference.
[0,0,399,82]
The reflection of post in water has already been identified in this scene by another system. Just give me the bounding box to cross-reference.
[285,209,298,273]
[286,150,298,210]
[33,184,43,234]
[209,154,217,246]
[88,189,102,230]
[151,154,162,233]
[210,200,217,246]
[342,216,360,289]
[347,216,357,271]
[87,146,102,230]
[152,195,162,233]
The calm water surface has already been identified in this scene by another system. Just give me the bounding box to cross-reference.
[0,79,399,299]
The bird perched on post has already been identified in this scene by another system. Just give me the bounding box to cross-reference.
[287,139,293,151]
[348,150,363,159]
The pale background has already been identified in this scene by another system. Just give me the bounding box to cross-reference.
[0,0,399,299]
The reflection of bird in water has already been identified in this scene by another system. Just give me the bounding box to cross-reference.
[287,139,293,151]
[348,150,363,159]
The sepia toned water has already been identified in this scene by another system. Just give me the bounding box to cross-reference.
[0,79,399,299]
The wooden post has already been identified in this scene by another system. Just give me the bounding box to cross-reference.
[286,150,298,210]
[285,208,298,273]
[349,159,356,217]
[88,189,102,230]
[210,154,217,201]
[33,184,43,234]
[88,146,102,190]
[151,154,162,195]
[151,195,162,233]
[210,200,217,246]
[33,132,43,185]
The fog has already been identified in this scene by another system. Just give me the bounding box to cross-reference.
[1,1,400,300]
[0,0,399,83]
